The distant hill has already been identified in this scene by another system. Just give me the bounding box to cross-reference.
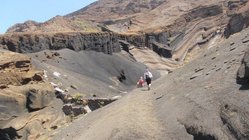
[6,16,101,33]
[6,0,225,34]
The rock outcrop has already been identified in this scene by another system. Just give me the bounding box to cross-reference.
[51,22,249,140]
[0,51,65,140]
[237,48,249,85]
[0,32,120,54]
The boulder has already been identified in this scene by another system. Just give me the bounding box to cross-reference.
[237,49,249,84]
[26,89,55,112]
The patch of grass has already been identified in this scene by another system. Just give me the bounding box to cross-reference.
[72,93,85,105]
[73,19,101,32]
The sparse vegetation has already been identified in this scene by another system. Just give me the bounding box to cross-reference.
[72,18,101,32]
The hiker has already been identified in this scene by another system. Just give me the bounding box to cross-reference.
[137,76,145,88]
[144,69,153,90]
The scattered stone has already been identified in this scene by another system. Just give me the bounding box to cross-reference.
[55,88,67,100]
[46,55,52,59]
[0,84,7,89]
[230,47,236,51]
[64,89,69,92]
[206,72,211,76]
[168,70,173,74]
[72,106,85,116]
[195,67,205,73]
[50,126,58,130]
[64,95,73,103]
[33,73,43,82]
[156,95,164,100]
[62,104,73,115]
[53,72,61,77]
[216,68,221,72]
[242,38,249,43]
[53,52,60,57]
[70,85,77,90]
[190,75,198,80]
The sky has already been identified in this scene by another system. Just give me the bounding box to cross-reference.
[0,0,97,34]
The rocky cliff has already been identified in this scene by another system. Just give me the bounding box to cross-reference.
[0,32,120,54]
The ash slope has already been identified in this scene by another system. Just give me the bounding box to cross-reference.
[0,48,160,140]
[51,27,249,140]
[28,49,160,97]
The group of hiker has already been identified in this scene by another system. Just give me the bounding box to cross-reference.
[136,68,153,90]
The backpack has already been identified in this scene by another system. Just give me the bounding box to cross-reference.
[145,74,149,79]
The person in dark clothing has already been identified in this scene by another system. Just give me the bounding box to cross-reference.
[144,69,153,90]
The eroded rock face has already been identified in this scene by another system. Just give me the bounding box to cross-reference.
[0,32,120,54]
[0,51,60,139]
[0,52,32,87]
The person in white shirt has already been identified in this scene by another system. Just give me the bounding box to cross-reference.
[144,69,153,90]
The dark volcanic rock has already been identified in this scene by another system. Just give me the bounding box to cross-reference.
[237,49,249,85]
[224,11,249,38]
[0,127,21,140]
[0,32,121,54]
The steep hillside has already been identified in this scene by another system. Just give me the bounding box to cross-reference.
[51,22,249,140]
[28,49,160,97]
[1,1,249,139]
[3,0,249,72]
[67,0,223,33]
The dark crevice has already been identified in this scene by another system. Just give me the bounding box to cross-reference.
[117,69,126,82]
[0,127,21,140]
[184,125,217,140]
